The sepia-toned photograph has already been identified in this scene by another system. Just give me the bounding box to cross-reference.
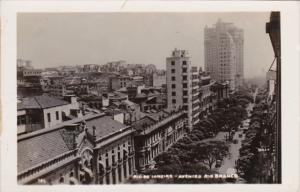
[15,11,282,185]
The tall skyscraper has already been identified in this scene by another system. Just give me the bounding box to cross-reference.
[166,49,200,130]
[204,19,244,90]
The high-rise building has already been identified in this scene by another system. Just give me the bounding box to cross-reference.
[166,49,199,130]
[191,66,200,126]
[204,19,244,90]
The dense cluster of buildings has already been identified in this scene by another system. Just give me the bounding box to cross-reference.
[17,19,240,185]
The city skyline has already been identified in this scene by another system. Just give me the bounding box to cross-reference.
[18,12,273,79]
[14,11,282,185]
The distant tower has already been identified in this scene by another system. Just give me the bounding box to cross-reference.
[204,19,244,90]
[166,49,200,130]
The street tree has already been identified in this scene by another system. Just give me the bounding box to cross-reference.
[192,140,229,170]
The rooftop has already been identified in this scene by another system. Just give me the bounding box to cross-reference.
[147,110,170,122]
[132,116,155,131]
[18,130,70,172]
[18,113,127,173]
[17,95,69,110]
[85,116,127,139]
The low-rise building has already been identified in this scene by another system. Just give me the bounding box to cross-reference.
[210,81,230,102]
[109,75,131,91]
[17,113,136,185]
[152,70,166,87]
[17,95,81,134]
[132,110,187,172]
[131,87,166,113]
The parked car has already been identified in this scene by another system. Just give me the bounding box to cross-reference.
[239,134,243,138]
[233,139,238,144]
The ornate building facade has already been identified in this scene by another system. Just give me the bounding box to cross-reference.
[133,110,187,172]
[17,113,136,185]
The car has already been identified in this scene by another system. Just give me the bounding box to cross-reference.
[238,134,243,138]
[233,139,238,144]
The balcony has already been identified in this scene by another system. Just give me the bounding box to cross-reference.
[129,151,135,157]
[151,140,160,147]
[112,162,118,168]
[106,166,111,171]
[118,158,123,164]
[138,147,146,153]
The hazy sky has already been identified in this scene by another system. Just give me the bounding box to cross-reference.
[17,12,274,78]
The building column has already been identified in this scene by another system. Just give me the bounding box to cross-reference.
[93,149,99,184]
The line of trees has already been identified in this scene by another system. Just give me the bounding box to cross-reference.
[236,88,273,183]
[127,90,253,184]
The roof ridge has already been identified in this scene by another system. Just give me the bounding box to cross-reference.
[33,96,43,109]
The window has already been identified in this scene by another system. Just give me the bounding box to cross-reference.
[59,174,64,183]
[183,83,187,88]
[183,98,188,103]
[183,91,188,96]
[56,111,59,120]
[172,77,176,81]
[183,61,187,65]
[106,174,110,184]
[47,113,51,122]
[17,115,26,125]
[172,92,176,96]
[59,177,64,183]
[106,159,109,167]
[172,84,176,89]
[172,99,176,104]
[171,61,175,65]
[112,155,115,164]
[118,152,121,160]
[183,75,187,80]
[171,69,175,73]
[182,68,187,73]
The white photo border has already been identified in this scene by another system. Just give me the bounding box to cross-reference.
[1,1,300,192]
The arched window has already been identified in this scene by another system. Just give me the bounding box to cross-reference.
[69,171,74,177]
[98,163,104,175]
[59,176,64,183]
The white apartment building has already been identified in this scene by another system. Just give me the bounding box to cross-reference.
[191,66,200,126]
[166,49,199,130]
[204,19,244,90]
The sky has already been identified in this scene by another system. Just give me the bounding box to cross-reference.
[17,12,274,78]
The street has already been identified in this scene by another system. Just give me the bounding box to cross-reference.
[208,89,258,182]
